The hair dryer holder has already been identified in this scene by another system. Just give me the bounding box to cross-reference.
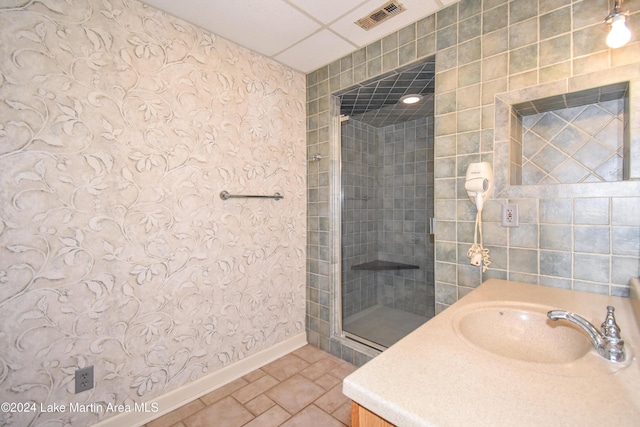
[465,162,493,212]
[464,162,493,271]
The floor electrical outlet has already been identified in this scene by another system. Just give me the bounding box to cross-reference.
[75,366,94,393]
[501,203,519,227]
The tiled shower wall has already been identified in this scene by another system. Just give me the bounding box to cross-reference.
[306,0,640,364]
[376,117,435,317]
[341,119,378,319]
[340,117,435,320]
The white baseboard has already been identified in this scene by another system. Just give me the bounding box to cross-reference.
[93,332,307,427]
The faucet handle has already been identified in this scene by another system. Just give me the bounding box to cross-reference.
[601,306,622,338]
[601,306,625,362]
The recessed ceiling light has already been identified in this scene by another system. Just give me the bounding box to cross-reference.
[400,94,423,104]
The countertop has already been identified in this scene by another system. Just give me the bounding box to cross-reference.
[343,279,640,426]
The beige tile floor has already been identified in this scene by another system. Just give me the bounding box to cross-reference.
[145,345,357,427]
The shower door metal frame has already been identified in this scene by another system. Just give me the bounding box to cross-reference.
[330,95,437,354]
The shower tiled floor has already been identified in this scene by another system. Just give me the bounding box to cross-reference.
[344,305,428,348]
[144,345,357,427]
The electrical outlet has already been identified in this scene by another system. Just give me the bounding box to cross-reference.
[75,366,94,393]
[501,203,519,227]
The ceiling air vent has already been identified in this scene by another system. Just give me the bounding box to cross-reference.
[355,1,407,30]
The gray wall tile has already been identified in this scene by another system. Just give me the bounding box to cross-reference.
[305,0,640,363]
[540,199,572,223]
[540,250,572,277]
[574,253,610,282]
[574,226,610,254]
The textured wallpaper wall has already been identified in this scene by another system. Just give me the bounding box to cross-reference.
[0,1,306,425]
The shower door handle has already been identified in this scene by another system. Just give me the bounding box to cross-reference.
[429,217,436,235]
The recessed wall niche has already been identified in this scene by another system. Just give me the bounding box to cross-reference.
[508,82,630,186]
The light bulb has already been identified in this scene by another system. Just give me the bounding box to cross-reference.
[606,14,631,48]
[400,94,423,104]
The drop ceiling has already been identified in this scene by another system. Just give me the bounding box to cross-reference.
[140,0,456,74]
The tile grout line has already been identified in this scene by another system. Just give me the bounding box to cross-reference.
[155,346,355,427]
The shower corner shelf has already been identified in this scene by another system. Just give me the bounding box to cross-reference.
[351,260,419,271]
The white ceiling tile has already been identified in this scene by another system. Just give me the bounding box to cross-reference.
[287,0,368,24]
[274,30,357,73]
[142,0,321,56]
[140,0,453,72]
[330,0,441,47]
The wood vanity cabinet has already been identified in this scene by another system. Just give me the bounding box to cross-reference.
[351,401,396,427]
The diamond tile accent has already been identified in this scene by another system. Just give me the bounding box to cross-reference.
[550,158,590,183]
[522,162,547,183]
[521,98,624,185]
[573,104,616,136]
[573,140,616,170]
[530,112,567,141]
[531,144,567,173]
[596,156,624,181]
[522,131,547,158]
[551,126,590,155]
[595,119,624,150]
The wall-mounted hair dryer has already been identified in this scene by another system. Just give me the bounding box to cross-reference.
[465,162,493,271]
[465,162,493,213]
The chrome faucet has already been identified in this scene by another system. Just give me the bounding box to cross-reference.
[547,306,625,362]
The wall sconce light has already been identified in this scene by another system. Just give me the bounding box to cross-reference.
[604,0,632,48]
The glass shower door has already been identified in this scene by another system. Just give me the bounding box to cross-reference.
[340,114,435,350]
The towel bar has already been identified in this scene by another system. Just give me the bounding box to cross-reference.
[220,191,283,201]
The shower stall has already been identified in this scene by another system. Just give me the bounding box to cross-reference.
[338,58,436,351]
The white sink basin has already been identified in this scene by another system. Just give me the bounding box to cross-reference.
[453,303,592,364]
